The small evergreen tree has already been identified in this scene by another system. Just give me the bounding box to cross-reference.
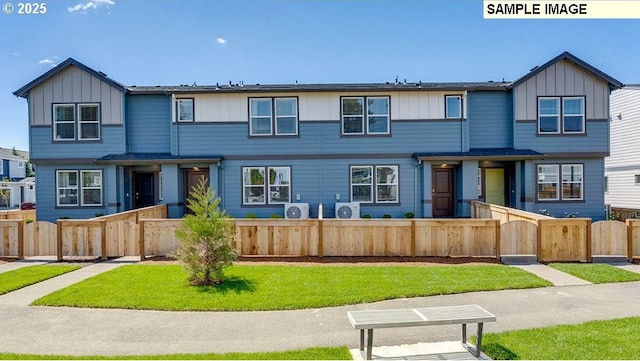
[173,177,237,286]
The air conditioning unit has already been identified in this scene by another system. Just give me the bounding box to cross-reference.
[335,202,360,219]
[284,203,310,219]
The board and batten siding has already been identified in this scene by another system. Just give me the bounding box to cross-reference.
[468,91,513,148]
[514,59,609,121]
[28,65,124,126]
[186,91,467,123]
[515,121,609,154]
[605,87,640,209]
[125,95,172,153]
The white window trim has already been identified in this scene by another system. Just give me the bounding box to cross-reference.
[562,97,585,134]
[56,170,79,207]
[538,97,561,134]
[78,103,101,140]
[267,166,291,204]
[53,104,77,141]
[342,96,390,136]
[445,95,463,119]
[242,167,266,205]
[350,165,399,204]
[249,98,299,137]
[366,97,390,135]
[561,164,583,201]
[350,165,374,203]
[376,165,399,203]
[176,98,195,122]
[80,170,103,206]
[537,164,560,201]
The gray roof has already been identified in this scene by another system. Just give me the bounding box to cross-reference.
[14,58,128,98]
[95,153,222,165]
[414,148,544,160]
[127,81,510,94]
[0,147,28,162]
[509,51,623,90]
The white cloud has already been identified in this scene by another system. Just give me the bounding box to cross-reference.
[216,37,227,45]
[68,0,115,13]
[38,58,57,67]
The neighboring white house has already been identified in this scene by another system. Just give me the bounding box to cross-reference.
[605,85,640,216]
[0,147,34,209]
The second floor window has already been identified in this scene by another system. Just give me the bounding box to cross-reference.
[177,98,194,122]
[249,98,298,136]
[342,96,390,135]
[54,103,100,141]
[445,95,462,119]
[538,97,585,134]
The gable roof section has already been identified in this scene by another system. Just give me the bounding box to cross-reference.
[0,147,28,162]
[509,51,623,90]
[13,58,128,98]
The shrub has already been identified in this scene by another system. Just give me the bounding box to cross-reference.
[362,214,372,219]
[24,217,34,224]
[94,213,104,217]
[173,177,237,286]
[269,214,283,219]
[245,213,258,219]
[382,214,392,219]
[564,211,579,218]
[538,209,551,216]
[404,212,415,219]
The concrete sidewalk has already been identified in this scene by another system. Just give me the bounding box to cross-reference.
[1,258,640,358]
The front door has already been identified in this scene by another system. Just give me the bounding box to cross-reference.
[133,172,155,208]
[485,168,506,206]
[432,168,455,217]
[184,169,209,213]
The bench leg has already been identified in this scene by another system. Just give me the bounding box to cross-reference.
[475,322,484,358]
[462,323,467,343]
[366,329,373,360]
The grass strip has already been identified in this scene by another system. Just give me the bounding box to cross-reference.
[0,265,81,295]
[0,346,352,360]
[32,264,550,311]
[483,317,640,359]
[548,262,640,283]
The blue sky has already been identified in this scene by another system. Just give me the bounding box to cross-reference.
[1,0,639,151]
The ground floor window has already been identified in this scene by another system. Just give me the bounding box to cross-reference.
[350,165,398,203]
[242,166,291,205]
[537,164,583,201]
[56,169,103,207]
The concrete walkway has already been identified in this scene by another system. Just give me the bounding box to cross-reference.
[1,258,640,358]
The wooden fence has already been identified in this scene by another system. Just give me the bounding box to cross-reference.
[3,202,640,262]
[0,209,35,220]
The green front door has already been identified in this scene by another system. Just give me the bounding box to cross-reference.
[485,168,505,206]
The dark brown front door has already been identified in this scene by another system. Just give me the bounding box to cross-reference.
[432,168,455,217]
[184,169,209,213]
[134,172,155,208]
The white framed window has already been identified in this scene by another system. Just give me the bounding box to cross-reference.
[18,162,24,168]
[79,104,100,140]
[81,170,103,206]
[242,166,291,205]
[537,164,583,201]
[249,98,298,136]
[54,104,76,140]
[53,103,101,141]
[56,170,79,206]
[57,170,103,207]
[538,97,585,134]
[342,96,390,135]
[350,165,399,203]
[562,164,583,200]
[635,175,640,185]
[445,95,462,119]
[177,98,194,122]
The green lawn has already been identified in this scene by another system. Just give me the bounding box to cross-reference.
[32,264,551,311]
[0,265,81,295]
[0,346,352,360]
[483,317,640,360]
[548,263,640,283]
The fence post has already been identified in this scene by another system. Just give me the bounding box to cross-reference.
[495,219,501,260]
[627,219,634,262]
[16,220,24,259]
[411,220,416,257]
[100,219,107,261]
[138,219,146,261]
[56,220,63,261]
[318,219,324,257]
[536,220,543,262]
[585,219,592,262]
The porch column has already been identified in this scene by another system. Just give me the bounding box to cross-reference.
[421,161,433,218]
[161,164,181,218]
[459,161,479,217]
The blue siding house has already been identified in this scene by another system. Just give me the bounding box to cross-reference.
[14,52,622,222]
